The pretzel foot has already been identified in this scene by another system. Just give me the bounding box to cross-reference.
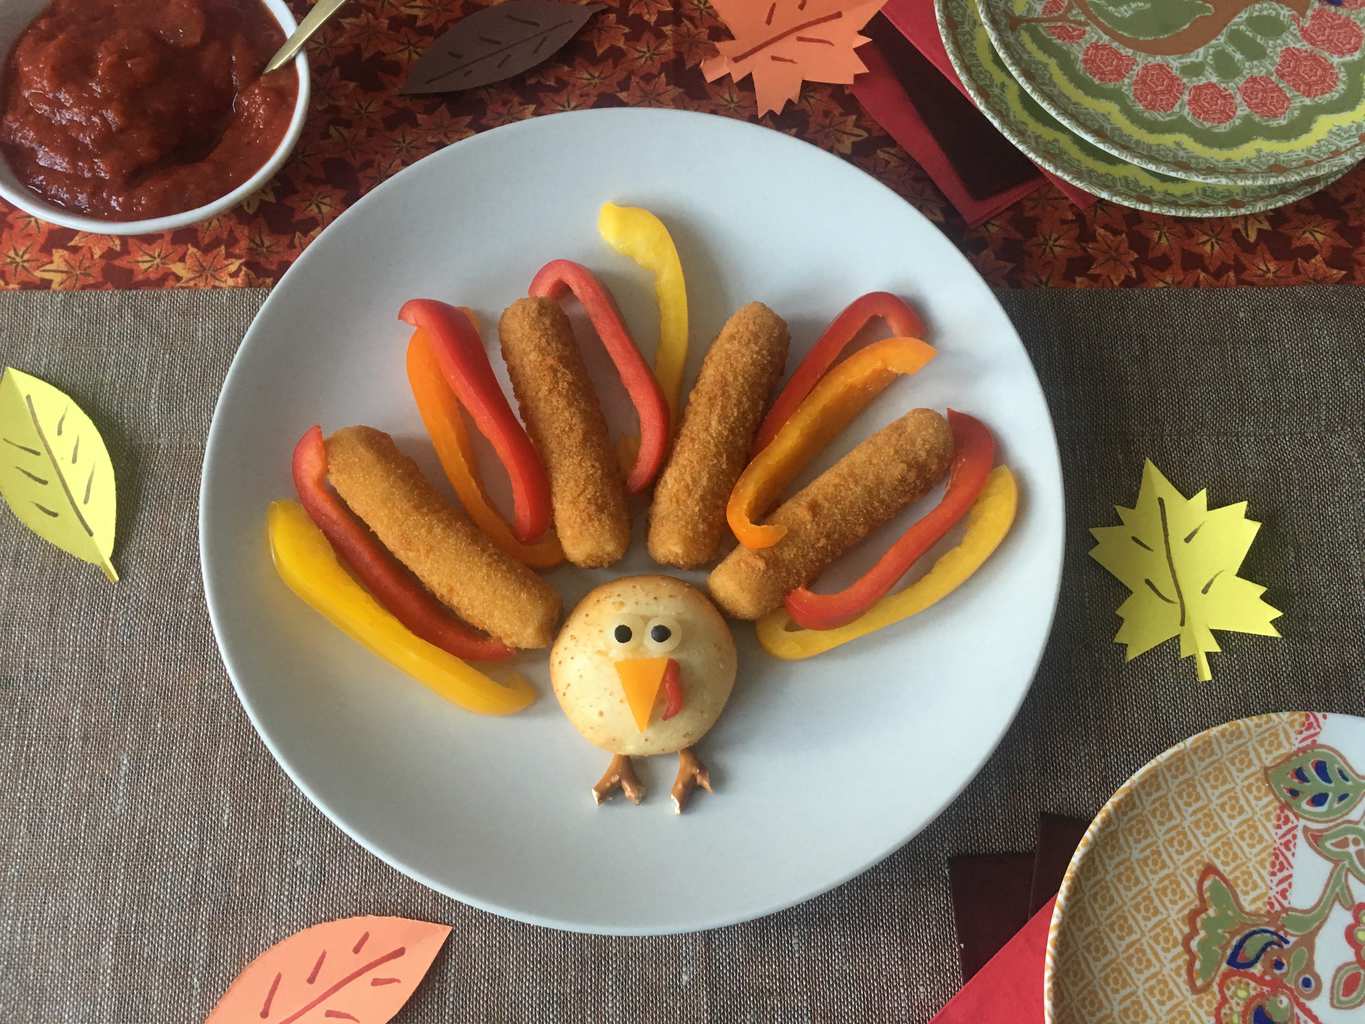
[671,748,714,814]
[592,754,644,805]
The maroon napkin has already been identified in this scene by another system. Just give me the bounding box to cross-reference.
[864,14,1038,201]
[949,853,1035,981]
[949,815,1089,979]
[1028,813,1090,916]
[875,0,1097,212]
[851,18,1045,227]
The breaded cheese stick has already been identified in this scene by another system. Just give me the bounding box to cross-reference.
[707,409,953,620]
[325,426,561,649]
[648,302,789,569]
[498,297,630,568]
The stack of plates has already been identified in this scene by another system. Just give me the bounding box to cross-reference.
[935,0,1365,215]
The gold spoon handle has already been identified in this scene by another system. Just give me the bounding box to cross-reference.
[264,0,351,74]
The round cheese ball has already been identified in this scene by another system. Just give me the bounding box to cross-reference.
[550,575,737,756]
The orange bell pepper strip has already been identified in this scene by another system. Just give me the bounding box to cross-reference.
[784,411,996,630]
[406,328,564,570]
[597,202,689,422]
[725,336,937,550]
[754,292,927,452]
[292,426,514,663]
[528,259,670,493]
[398,298,552,544]
[755,466,1018,660]
[268,500,534,715]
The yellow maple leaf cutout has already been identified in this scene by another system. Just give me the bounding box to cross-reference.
[1090,460,1279,681]
[0,367,117,582]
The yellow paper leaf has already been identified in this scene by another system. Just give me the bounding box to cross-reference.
[0,368,117,582]
[1090,460,1278,681]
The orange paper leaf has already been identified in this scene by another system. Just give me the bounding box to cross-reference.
[701,0,885,115]
[205,916,451,1024]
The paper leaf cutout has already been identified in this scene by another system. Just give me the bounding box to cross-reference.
[701,0,885,115]
[1266,746,1365,822]
[402,0,604,95]
[205,916,451,1024]
[0,367,117,582]
[1089,460,1280,682]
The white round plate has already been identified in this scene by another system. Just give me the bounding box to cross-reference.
[200,108,1064,935]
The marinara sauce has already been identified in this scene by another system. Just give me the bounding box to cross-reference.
[0,0,298,219]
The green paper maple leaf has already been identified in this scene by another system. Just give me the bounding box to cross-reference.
[1090,460,1280,681]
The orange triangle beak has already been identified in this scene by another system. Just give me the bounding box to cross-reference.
[615,657,670,732]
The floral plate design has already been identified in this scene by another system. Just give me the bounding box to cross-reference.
[937,0,1346,214]
[978,0,1365,185]
[1046,712,1365,1024]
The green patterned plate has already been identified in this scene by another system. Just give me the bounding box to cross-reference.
[937,0,1346,214]
[977,0,1365,185]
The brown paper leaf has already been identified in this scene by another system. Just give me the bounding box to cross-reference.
[402,0,604,95]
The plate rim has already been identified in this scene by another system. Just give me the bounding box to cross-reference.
[198,107,1066,935]
[975,0,1365,187]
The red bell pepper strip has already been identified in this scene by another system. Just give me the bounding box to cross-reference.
[398,299,552,544]
[754,292,927,452]
[784,410,996,631]
[291,425,514,662]
[660,658,683,721]
[528,258,670,493]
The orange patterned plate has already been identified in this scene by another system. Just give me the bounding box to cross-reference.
[1047,712,1365,1024]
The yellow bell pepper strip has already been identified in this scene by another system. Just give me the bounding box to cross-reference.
[754,466,1018,660]
[267,500,536,716]
[597,201,689,422]
[725,336,937,550]
[406,328,564,570]
[754,292,927,452]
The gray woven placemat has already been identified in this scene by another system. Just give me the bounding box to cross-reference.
[1,286,1361,1022]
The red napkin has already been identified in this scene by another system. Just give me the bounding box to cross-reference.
[930,897,1053,1024]
[871,0,1096,213]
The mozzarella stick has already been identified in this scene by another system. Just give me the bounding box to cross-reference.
[707,409,953,620]
[325,426,561,649]
[498,297,630,568]
[648,302,789,569]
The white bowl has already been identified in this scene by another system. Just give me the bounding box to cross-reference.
[0,0,310,235]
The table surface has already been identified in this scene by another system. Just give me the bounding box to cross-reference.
[0,0,1362,290]
[2,284,1361,1021]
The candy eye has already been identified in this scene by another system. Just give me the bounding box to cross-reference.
[645,616,681,654]
[606,615,644,652]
